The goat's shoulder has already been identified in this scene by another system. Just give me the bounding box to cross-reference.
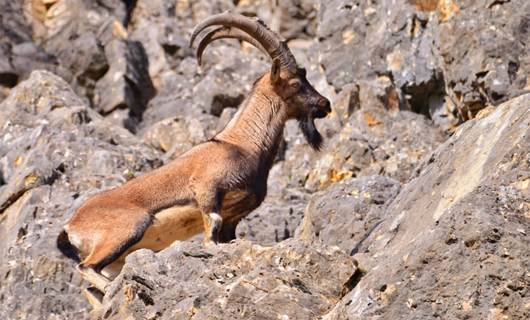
[180,139,253,185]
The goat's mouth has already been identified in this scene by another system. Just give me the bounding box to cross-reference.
[299,116,323,151]
[313,108,329,119]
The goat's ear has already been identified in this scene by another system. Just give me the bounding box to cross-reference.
[270,58,281,85]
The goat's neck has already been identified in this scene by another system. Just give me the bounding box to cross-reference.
[216,90,287,164]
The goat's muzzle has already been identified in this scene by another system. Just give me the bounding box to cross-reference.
[313,98,331,119]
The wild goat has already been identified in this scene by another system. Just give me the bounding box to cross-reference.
[57,12,331,306]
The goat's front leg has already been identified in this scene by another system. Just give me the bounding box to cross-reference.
[193,185,224,246]
[202,211,223,246]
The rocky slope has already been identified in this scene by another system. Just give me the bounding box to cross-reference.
[306,94,530,319]
[0,0,528,319]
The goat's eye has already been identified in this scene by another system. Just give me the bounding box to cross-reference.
[290,80,301,90]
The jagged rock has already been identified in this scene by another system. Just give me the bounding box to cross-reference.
[317,0,456,128]
[92,39,156,123]
[236,0,318,40]
[317,0,530,125]
[236,185,309,245]
[297,175,401,254]
[127,0,237,81]
[142,113,218,160]
[1,1,528,320]
[127,0,183,79]
[433,0,530,119]
[95,239,357,320]
[325,93,530,319]
[28,0,130,103]
[317,0,436,93]
[141,43,267,130]
[0,71,160,319]
[0,1,69,96]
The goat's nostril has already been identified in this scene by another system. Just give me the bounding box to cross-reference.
[321,99,331,113]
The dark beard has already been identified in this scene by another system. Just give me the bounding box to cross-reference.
[299,117,323,151]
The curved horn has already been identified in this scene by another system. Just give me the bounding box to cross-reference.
[196,26,268,65]
[190,12,297,70]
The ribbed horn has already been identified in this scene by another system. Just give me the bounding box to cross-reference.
[189,11,297,71]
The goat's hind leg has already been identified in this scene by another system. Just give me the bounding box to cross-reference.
[77,212,152,292]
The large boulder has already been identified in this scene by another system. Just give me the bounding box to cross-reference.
[324,93,530,319]
[297,175,401,254]
[95,239,357,320]
[0,71,160,319]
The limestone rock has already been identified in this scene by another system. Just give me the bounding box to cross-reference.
[1,2,528,319]
[140,43,267,131]
[29,0,130,104]
[236,186,309,245]
[142,113,218,160]
[235,0,318,40]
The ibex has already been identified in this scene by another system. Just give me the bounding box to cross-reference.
[57,12,330,306]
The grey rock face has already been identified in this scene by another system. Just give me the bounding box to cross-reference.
[236,185,309,245]
[95,239,357,320]
[435,0,530,119]
[325,93,530,319]
[318,0,530,126]
[140,43,267,132]
[92,39,156,126]
[297,175,401,255]
[236,0,318,40]
[0,1,69,95]
[1,0,156,124]
[0,71,160,319]
[31,0,129,103]
[142,113,218,161]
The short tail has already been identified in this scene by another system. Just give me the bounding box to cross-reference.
[57,230,80,263]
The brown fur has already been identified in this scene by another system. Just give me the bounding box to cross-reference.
[58,56,330,299]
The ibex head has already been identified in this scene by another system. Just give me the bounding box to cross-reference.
[190,12,331,150]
